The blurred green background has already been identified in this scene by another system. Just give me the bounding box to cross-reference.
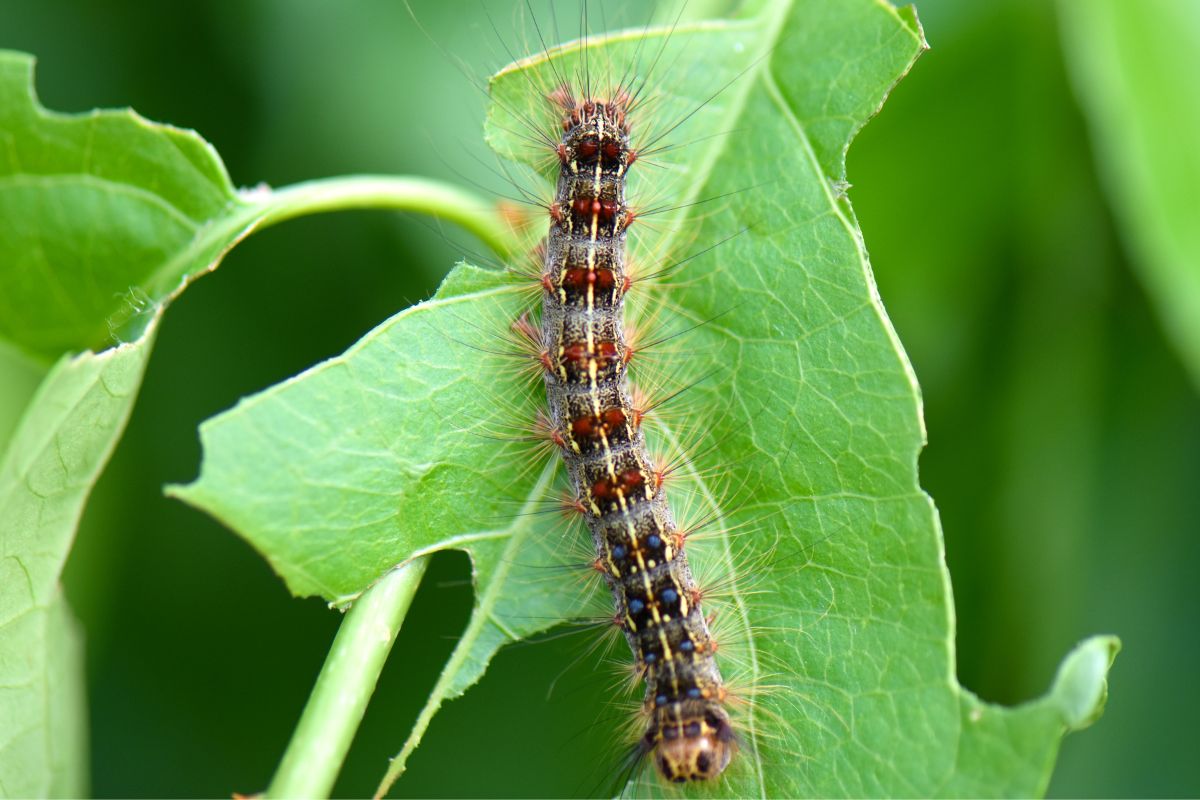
[3,0,1197,796]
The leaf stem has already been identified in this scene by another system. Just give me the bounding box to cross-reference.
[265,557,429,800]
[129,174,516,344]
[248,175,519,260]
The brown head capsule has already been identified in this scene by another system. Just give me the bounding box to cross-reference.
[654,727,735,782]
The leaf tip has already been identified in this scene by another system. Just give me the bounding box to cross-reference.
[0,48,36,80]
[891,3,929,52]
[1048,634,1121,731]
[162,480,192,503]
[164,468,216,517]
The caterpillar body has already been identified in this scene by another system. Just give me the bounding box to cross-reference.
[535,61,736,785]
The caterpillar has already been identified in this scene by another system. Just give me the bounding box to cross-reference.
[454,3,765,787]
[397,0,782,790]
[536,84,736,783]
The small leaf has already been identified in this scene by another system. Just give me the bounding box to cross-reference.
[0,55,247,358]
[0,328,155,797]
[0,49,246,795]
[1059,0,1200,388]
[1050,636,1119,732]
[0,48,510,795]
[177,0,1117,796]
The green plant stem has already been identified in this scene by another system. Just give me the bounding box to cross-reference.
[230,176,504,798]
[252,175,517,259]
[143,174,517,311]
[265,557,429,800]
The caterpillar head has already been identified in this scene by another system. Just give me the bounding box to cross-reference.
[648,704,736,783]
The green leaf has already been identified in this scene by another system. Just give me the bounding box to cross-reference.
[174,0,1117,796]
[0,337,147,796]
[0,49,508,796]
[1058,0,1200,389]
[0,342,45,454]
[0,590,89,799]
[0,56,244,359]
[0,46,242,795]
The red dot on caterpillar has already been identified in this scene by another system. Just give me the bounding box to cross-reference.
[619,468,644,492]
[593,268,616,291]
[570,416,595,438]
[602,407,626,428]
[591,478,613,501]
[560,340,621,373]
[577,136,599,161]
[552,266,620,301]
[569,195,619,222]
[562,342,588,364]
[569,406,628,442]
[561,267,587,291]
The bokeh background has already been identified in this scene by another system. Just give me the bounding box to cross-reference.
[4,0,1197,796]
